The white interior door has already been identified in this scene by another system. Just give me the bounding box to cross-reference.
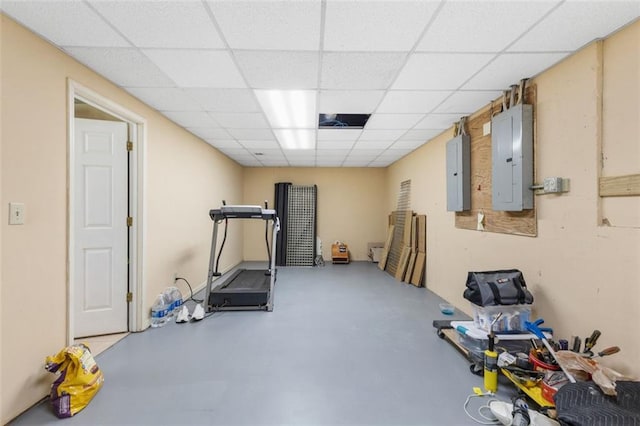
[74,118,129,337]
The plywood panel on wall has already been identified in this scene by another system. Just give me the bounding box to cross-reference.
[455,86,537,237]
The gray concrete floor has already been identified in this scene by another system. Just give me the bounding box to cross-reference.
[12,262,517,425]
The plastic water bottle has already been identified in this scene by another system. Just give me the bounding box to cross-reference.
[150,294,169,328]
[163,288,175,319]
[163,287,183,318]
[169,287,183,314]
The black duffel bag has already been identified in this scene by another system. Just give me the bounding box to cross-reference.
[463,269,533,306]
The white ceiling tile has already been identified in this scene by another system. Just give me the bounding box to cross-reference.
[227,129,275,140]
[353,140,395,150]
[321,53,407,89]
[433,91,502,114]
[463,53,569,90]
[238,158,264,167]
[392,53,495,90]
[184,89,260,112]
[417,1,560,52]
[378,148,413,158]
[318,90,385,114]
[208,0,321,50]
[218,147,251,156]
[342,159,374,167]
[368,160,393,167]
[210,113,269,129]
[1,1,129,47]
[317,129,362,141]
[365,114,425,130]
[347,148,385,157]
[359,129,406,141]
[324,1,440,51]
[64,47,174,87]
[316,149,351,158]
[247,148,285,158]
[400,129,442,141]
[207,141,242,154]
[414,113,461,129]
[316,140,356,150]
[189,128,232,140]
[316,159,345,167]
[143,49,246,88]
[287,157,316,166]
[283,149,316,158]
[205,139,241,148]
[239,140,281,150]
[376,91,452,113]
[235,51,319,89]
[89,1,224,49]
[126,88,202,112]
[509,1,640,52]
[259,159,290,167]
[164,111,219,128]
[391,140,427,150]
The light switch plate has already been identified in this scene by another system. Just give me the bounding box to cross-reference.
[9,202,25,225]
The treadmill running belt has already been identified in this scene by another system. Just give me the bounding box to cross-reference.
[209,269,270,308]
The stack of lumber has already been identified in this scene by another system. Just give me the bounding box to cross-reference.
[378,211,426,287]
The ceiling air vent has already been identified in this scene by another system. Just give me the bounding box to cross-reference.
[318,114,371,129]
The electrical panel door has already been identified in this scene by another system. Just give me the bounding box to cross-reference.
[446,134,470,211]
[491,104,533,211]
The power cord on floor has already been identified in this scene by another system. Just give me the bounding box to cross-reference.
[175,277,203,304]
[463,391,500,425]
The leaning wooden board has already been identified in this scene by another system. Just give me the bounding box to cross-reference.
[410,252,426,286]
[378,225,395,271]
[404,251,417,283]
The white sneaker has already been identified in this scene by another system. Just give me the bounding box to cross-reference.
[175,305,189,323]
[191,304,205,321]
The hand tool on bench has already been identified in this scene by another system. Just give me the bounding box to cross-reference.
[589,346,620,359]
[525,319,576,384]
[583,330,601,356]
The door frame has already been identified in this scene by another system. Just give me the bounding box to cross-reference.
[67,79,147,343]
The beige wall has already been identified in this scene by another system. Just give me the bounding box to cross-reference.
[243,168,388,261]
[0,15,243,422]
[388,22,640,376]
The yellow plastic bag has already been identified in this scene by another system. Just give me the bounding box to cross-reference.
[45,343,104,418]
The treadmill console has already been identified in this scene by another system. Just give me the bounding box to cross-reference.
[210,205,277,220]
[221,205,263,216]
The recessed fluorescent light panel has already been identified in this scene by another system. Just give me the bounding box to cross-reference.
[318,113,371,128]
[274,129,315,150]
[255,90,316,128]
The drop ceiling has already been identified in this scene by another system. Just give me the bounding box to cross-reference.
[2,1,638,167]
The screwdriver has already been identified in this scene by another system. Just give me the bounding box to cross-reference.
[583,330,601,356]
[590,346,620,359]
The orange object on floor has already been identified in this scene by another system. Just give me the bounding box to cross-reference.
[331,242,350,264]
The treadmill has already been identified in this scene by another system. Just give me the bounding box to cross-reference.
[204,203,280,312]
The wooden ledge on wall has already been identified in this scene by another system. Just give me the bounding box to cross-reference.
[599,174,640,197]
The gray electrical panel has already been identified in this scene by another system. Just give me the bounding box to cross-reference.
[446,134,471,211]
[491,104,533,211]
